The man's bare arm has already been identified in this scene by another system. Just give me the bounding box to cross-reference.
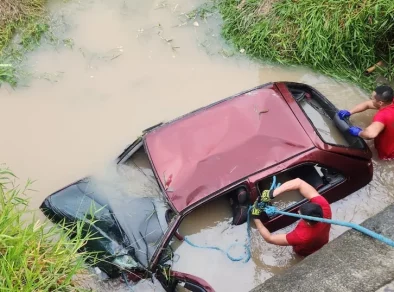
[271,178,320,200]
[349,100,377,115]
[254,178,319,245]
[254,219,289,245]
[359,121,385,139]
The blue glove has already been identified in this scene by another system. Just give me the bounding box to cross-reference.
[338,110,351,120]
[349,126,362,136]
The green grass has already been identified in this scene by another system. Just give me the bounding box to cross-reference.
[218,0,394,91]
[0,168,95,291]
[0,0,48,51]
[0,64,17,87]
[0,0,50,86]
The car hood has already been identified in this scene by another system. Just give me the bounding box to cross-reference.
[41,176,169,268]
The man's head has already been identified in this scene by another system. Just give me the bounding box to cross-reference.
[299,202,323,225]
[371,85,394,109]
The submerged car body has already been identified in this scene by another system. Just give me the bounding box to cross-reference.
[40,82,373,291]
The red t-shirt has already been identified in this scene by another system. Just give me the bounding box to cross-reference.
[373,104,394,160]
[286,196,332,256]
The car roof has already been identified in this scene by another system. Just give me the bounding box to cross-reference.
[144,83,315,213]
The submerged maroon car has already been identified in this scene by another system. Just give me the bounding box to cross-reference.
[40,82,373,291]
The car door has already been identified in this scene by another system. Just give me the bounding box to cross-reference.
[248,157,347,232]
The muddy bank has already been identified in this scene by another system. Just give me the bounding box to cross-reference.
[250,203,394,292]
[1,0,394,291]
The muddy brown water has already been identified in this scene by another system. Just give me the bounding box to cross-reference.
[1,0,393,291]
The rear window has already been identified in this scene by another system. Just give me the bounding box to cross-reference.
[287,84,366,150]
[298,98,350,146]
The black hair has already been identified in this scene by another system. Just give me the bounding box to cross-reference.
[375,85,394,103]
[299,202,323,225]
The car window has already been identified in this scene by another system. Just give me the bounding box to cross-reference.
[256,163,345,211]
[287,84,366,150]
[299,98,350,147]
[118,146,162,198]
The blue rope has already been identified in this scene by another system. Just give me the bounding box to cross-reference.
[264,206,394,247]
[270,176,281,190]
[183,236,251,262]
[183,177,280,262]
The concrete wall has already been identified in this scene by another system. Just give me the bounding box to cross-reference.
[251,204,394,292]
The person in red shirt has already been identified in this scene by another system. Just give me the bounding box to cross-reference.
[337,85,394,160]
[251,178,332,257]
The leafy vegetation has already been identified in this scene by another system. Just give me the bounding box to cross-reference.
[0,0,49,86]
[0,64,17,87]
[0,168,94,291]
[218,0,394,91]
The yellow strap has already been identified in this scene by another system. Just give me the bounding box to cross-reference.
[251,207,260,215]
[261,190,271,201]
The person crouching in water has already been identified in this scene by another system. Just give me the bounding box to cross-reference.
[338,85,394,160]
[251,178,332,256]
